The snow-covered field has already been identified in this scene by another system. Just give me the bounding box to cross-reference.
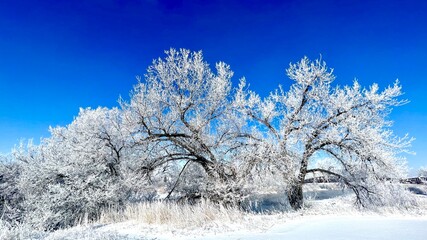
[3,183,426,240]
[190,215,427,240]
[44,213,427,240]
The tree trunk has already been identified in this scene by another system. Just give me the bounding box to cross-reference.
[287,183,304,210]
[288,155,309,210]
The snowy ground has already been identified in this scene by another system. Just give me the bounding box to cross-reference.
[45,214,427,240]
[190,215,427,240]
[5,183,427,240]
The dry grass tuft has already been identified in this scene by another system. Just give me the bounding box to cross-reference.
[98,200,245,228]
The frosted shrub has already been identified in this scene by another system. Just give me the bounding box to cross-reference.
[0,220,45,240]
[359,180,419,210]
[0,156,24,224]
[16,108,131,230]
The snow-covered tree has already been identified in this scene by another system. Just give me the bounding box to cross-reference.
[17,107,131,230]
[236,57,412,209]
[122,49,249,204]
[0,154,24,224]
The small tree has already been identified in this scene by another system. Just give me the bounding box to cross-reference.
[17,107,131,230]
[237,57,412,209]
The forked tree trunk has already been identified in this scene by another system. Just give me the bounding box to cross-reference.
[287,183,304,210]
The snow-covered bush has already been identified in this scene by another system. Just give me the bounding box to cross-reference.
[0,154,24,224]
[366,181,419,210]
[16,108,132,230]
[0,220,45,240]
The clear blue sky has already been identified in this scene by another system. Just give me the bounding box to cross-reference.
[0,0,426,174]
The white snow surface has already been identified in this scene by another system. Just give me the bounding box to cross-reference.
[38,187,427,240]
[190,215,427,240]
[40,188,427,240]
[67,214,426,240]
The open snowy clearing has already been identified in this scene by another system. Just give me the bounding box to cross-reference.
[190,215,427,240]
